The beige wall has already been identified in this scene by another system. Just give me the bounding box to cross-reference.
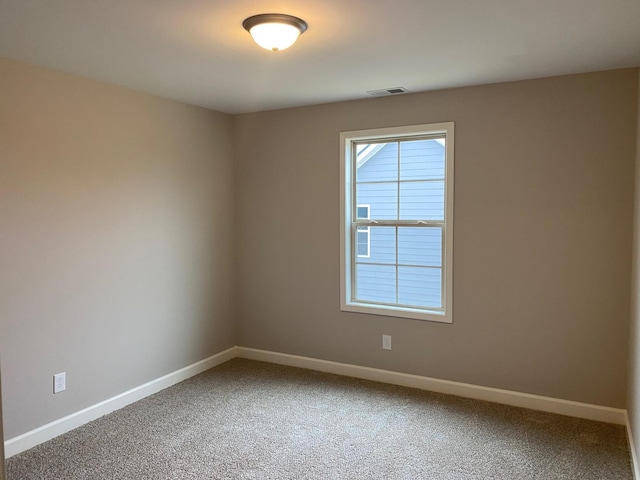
[1,58,637,448]
[234,69,638,408]
[628,73,640,468]
[0,57,236,438]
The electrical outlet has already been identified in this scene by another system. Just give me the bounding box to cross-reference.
[382,334,392,350]
[53,372,66,394]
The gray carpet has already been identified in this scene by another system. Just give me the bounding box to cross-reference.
[6,358,633,479]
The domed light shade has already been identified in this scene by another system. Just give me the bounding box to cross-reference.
[242,14,308,52]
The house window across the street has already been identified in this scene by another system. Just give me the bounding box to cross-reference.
[340,123,454,323]
[356,205,370,258]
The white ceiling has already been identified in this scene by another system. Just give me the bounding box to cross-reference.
[1,0,639,114]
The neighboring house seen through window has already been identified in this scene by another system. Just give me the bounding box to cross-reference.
[340,123,454,323]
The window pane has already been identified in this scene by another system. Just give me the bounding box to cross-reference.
[356,182,398,220]
[400,138,445,181]
[356,226,396,264]
[398,266,442,308]
[356,264,396,304]
[399,180,444,220]
[356,142,398,183]
[398,227,442,267]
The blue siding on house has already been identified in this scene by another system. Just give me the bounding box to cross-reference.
[359,227,396,264]
[356,264,396,304]
[356,143,398,182]
[356,182,397,219]
[400,181,444,220]
[356,181,445,221]
[357,227,442,267]
[356,140,445,183]
[398,267,442,308]
[354,139,445,309]
[400,139,445,180]
[398,227,441,266]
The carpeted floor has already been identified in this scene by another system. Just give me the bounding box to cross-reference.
[6,358,633,479]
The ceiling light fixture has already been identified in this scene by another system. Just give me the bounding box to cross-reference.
[242,13,308,52]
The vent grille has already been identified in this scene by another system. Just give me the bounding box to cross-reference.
[367,87,409,97]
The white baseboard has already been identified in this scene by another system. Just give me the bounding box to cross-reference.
[4,346,237,458]
[627,412,640,480]
[236,347,627,426]
[5,345,628,459]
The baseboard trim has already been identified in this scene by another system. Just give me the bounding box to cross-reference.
[236,347,627,426]
[4,346,237,458]
[5,345,628,459]
[627,412,640,480]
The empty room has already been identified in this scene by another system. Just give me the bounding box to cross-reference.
[1,1,640,479]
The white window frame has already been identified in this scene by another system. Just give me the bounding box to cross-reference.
[356,204,370,258]
[340,122,454,323]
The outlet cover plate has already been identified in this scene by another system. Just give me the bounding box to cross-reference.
[53,372,66,394]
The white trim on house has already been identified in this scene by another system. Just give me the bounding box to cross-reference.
[355,143,385,169]
[4,346,629,459]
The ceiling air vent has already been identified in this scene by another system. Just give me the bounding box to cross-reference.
[367,87,409,97]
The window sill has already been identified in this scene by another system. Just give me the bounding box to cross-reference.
[341,301,452,323]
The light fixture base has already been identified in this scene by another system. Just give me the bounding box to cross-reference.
[242,13,308,34]
[242,13,308,51]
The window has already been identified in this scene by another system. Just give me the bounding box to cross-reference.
[340,123,454,323]
[356,205,370,257]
